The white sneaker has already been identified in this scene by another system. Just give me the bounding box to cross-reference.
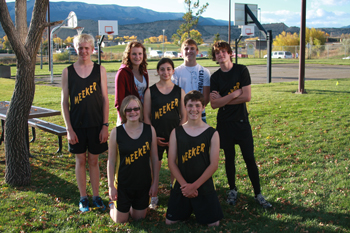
[149,196,159,209]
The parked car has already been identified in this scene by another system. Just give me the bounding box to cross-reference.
[56,48,65,54]
[271,51,293,59]
[164,51,179,58]
[66,47,77,56]
[263,53,271,58]
[200,51,208,57]
[93,47,103,54]
[232,53,248,58]
[150,50,163,58]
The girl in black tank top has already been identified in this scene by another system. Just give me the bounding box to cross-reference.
[143,58,187,207]
[107,95,159,223]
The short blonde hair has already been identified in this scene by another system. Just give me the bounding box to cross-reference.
[119,95,144,123]
[73,34,94,51]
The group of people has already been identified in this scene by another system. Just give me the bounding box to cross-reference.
[61,33,272,227]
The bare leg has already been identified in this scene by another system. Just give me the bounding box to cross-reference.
[88,152,100,197]
[130,207,147,221]
[165,218,179,225]
[109,203,129,223]
[208,220,220,227]
[75,153,87,197]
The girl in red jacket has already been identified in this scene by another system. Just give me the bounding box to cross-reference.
[115,42,149,125]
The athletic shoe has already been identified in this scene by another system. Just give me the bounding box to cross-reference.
[93,196,106,211]
[255,194,272,209]
[149,196,159,209]
[79,198,89,212]
[227,189,238,205]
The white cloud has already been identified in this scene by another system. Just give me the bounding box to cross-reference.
[262,8,350,28]
[311,0,350,9]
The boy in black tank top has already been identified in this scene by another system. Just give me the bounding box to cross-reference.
[165,91,223,227]
[61,34,109,213]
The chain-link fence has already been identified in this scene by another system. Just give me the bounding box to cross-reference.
[245,43,350,59]
[1,42,350,65]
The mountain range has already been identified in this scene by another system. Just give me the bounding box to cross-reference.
[1,1,350,42]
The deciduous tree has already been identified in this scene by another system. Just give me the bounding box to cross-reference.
[306,27,326,45]
[2,35,12,49]
[213,33,221,43]
[172,0,208,46]
[180,29,203,45]
[0,0,60,186]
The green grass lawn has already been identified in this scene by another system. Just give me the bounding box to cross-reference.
[0,78,349,232]
[7,55,350,77]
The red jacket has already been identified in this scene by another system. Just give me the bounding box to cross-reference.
[114,64,149,111]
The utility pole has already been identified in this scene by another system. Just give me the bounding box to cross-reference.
[296,0,307,94]
[228,0,231,46]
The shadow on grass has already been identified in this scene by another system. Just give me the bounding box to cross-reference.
[29,156,80,205]
[215,189,350,232]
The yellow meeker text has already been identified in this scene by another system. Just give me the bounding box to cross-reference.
[74,82,97,104]
[125,141,150,165]
[181,143,205,163]
[154,98,179,119]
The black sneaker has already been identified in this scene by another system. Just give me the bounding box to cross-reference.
[93,196,106,211]
[227,189,238,205]
[255,194,272,209]
[79,198,89,212]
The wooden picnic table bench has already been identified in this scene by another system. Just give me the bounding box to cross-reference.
[0,101,66,154]
[27,118,67,153]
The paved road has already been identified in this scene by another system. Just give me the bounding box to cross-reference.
[35,63,350,94]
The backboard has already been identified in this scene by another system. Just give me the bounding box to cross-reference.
[98,20,118,36]
[67,11,78,28]
[234,3,258,26]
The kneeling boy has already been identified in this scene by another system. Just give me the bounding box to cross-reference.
[165,90,223,227]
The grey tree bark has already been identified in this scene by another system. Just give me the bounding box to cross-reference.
[0,0,59,186]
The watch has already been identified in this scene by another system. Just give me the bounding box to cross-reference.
[102,123,109,127]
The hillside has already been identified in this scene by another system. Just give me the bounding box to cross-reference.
[1,1,350,43]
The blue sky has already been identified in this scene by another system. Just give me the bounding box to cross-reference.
[7,0,350,28]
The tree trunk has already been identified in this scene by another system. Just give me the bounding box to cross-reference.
[0,0,52,186]
[5,59,35,186]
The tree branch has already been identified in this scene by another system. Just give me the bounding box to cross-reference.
[0,0,29,61]
[25,0,49,58]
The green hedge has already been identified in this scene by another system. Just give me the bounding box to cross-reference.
[0,49,14,54]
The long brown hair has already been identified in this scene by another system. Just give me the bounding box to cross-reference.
[122,42,148,75]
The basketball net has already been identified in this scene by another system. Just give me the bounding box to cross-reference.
[74,27,84,35]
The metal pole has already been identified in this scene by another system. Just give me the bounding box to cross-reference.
[40,42,43,69]
[297,0,307,94]
[267,30,272,83]
[162,29,165,55]
[228,0,231,46]
[98,35,105,65]
[48,3,51,71]
[258,8,261,58]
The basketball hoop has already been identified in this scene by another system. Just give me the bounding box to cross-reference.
[105,26,114,35]
[74,27,84,35]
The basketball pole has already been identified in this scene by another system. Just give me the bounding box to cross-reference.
[97,35,105,65]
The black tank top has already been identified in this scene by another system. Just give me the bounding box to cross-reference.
[115,123,152,189]
[150,84,181,142]
[68,63,103,128]
[174,126,216,195]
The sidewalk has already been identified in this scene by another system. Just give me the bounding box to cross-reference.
[35,64,350,95]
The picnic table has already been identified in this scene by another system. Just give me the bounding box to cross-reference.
[0,101,65,155]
